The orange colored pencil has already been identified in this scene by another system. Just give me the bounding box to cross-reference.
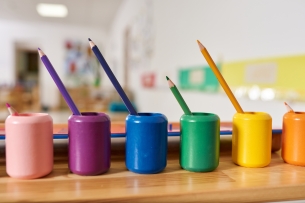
[284,102,294,113]
[197,40,244,113]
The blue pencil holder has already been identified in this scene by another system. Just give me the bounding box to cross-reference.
[125,113,168,174]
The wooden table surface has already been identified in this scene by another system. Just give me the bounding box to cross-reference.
[0,134,304,202]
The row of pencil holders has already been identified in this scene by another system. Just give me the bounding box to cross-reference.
[4,110,305,179]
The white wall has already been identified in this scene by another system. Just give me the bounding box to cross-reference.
[105,0,149,89]
[108,0,305,127]
[0,19,106,108]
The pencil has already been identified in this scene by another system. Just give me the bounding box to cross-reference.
[38,48,81,115]
[88,38,138,115]
[284,102,294,113]
[166,76,192,115]
[6,103,19,116]
[197,40,244,113]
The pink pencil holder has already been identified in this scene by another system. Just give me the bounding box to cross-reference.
[5,113,53,179]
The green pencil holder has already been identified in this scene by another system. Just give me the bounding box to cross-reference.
[180,112,220,172]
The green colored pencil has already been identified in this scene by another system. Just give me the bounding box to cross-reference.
[166,76,192,115]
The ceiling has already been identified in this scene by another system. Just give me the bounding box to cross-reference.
[0,0,123,29]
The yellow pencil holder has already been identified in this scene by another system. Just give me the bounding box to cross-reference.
[232,112,272,167]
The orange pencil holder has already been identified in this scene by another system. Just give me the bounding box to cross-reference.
[282,112,305,166]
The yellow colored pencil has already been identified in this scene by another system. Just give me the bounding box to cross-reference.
[197,40,244,113]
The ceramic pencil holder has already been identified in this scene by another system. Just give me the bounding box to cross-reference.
[125,113,168,174]
[282,112,305,166]
[68,112,111,176]
[180,112,220,172]
[5,113,53,179]
[232,112,272,167]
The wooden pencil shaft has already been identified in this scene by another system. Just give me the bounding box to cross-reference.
[40,55,81,115]
[284,102,294,113]
[91,45,138,115]
[201,49,244,113]
[170,86,192,115]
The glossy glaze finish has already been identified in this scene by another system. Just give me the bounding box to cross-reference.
[125,113,168,174]
[232,112,272,167]
[5,113,53,179]
[282,112,305,166]
[180,112,220,172]
[68,112,111,175]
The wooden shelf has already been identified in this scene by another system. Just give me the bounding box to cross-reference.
[0,135,304,202]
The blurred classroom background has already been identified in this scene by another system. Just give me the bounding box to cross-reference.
[0,0,305,127]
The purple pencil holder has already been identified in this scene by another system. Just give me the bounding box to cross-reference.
[68,112,111,176]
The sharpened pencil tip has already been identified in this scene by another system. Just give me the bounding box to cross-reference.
[197,40,205,50]
[37,48,45,57]
[88,39,95,48]
[166,76,169,80]
[167,78,175,88]
[6,103,10,108]
[284,101,294,113]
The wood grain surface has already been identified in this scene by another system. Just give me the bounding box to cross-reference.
[0,132,300,203]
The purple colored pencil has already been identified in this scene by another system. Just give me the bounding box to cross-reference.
[88,38,138,115]
[38,48,81,115]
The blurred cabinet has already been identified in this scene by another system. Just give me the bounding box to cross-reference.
[58,87,107,112]
[0,85,40,114]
